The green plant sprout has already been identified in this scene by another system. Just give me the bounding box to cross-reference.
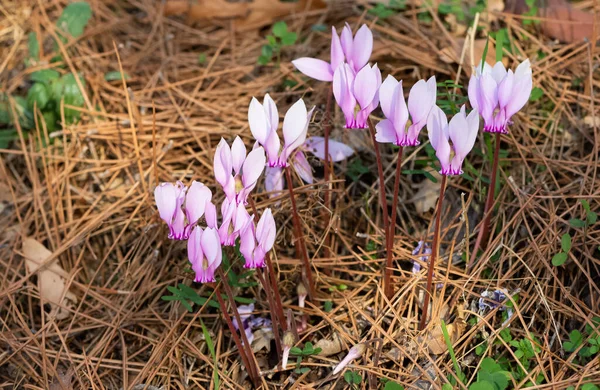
[258,21,297,66]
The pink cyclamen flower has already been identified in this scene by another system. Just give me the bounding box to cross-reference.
[332,343,367,375]
[248,95,314,168]
[188,226,222,283]
[264,136,354,195]
[240,208,276,268]
[333,63,381,129]
[468,59,532,134]
[218,198,251,246]
[292,24,373,82]
[376,75,437,146]
[214,136,266,204]
[184,181,213,237]
[154,181,187,240]
[427,105,479,175]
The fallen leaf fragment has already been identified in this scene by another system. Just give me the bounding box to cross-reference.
[584,116,600,128]
[411,174,441,214]
[315,332,344,356]
[23,238,77,320]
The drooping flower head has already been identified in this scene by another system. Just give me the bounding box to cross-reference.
[427,105,479,175]
[468,59,532,134]
[214,136,266,204]
[188,226,222,283]
[218,198,251,246]
[333,63,381,129]
[292,24,373,82]
[376,75,437,146]
[154,180,214,240]
[240,208,277,268]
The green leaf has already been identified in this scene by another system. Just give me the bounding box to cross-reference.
[28,32,40,60]
[442,384,453,390]
[200,319,220,390]
[180,299,193,312]
[56,2,92,39]
[266,35,277,46]
[481,36,490,72]
[60,73,86,123]
[281,32,297,46]
[561,233,572,252]
[27,83,50,110]
[352,372,362,384]
[569,218,586,228]
[296,367,310,374]
[272,21,288,38]
[289,346,303,355]
[580,199,591,212]
[311,24,327,32]
[587,211,597,225]
[104,71,130,81]
[566,330,583,351]
[469,381,496,390]
[31,70,60,84]
[582,384,599,390]
[495,29,504,62]
[198,53,207,65]
[41,110,57,132]
[343,371,353,384]
[529,87,543,101]
[384,381,405,390]
[324,300,333,312]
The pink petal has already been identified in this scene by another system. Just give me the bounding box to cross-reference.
[505,66,532,119]
[330,26,344,71]
[263,94,279,133]
[292,58,333,82]
[340,23,353,59]
[248,97,269,144]
[214,138,232,188]
[205,201,217,228]
[305,136,354,161]
[265,166,284,196]
[467,74,480,112]
[202,227,222,268]
[333,63,357,128]
[375,119,397,144]
[231,136,247,175]
[351,24,373,71]
[242,146,266,188]
[408,79,435,126]
[390,81,408,136]
[282,99,309,158]
[426,105,448,152]
[233,204,251,234]
[379,75,399,120]
[239,218,256,268]
[293,151,313,184]
[154,182,178,225]
[185,181,212,226]
[491,61,507,83]
[353,65,377,110]
[256,208,276,251]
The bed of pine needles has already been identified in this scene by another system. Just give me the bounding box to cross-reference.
[0,0,599,389]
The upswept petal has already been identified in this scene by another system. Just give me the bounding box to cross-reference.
[265,166,284,195]
[292,58,333,82]
[379,75,399,120]
[505,71,532,119]
[408,78,436,126]
[330,26,345,71]
[351,24,373,71]
[353,65,377,109]
[256,208,276,251]
[491,61,507,83]
[241,146,266,188]
[154,183,178,225]
[448,106,470,158]
[239,218,256,266]
[263,94,279,134]
[427,105,448,152]
[248,98,270,144]
[202,227,222,268]
[390,81,409,138]
[185,181,212,225]
[231,136,247,175]
[497,70,514,110]
[214,138,232,188]
[282,99,309,155]
[340,24,353,59]
[467,73,480,112]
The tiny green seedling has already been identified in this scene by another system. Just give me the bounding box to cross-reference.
[258,21,298,66]
[290,341,322,357]
[552,232,571,266]
[343,370,362,387]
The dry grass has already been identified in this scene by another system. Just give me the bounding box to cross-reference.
[0,0,599,389]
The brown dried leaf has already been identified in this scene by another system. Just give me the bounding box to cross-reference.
[252,328,273,353]
[411,174,441,214]
[163,0,326,30]
[22,238,77,320]
[584,116,600,128]
[315,332,344,356]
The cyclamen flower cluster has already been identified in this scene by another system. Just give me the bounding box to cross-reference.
[154,137,277,282]
[468,60,532,134]
[294,24,532,175]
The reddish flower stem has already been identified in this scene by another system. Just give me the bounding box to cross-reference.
[384,146,403,299]
[469,132,501,270]
[419,175,447,331]
[256,269,282,359]
[285,166,315,300]
[322,85,334,272]
[367,118,390,284]
[216,268,261,384]
[214,283,260,387]
[248,198,287,332]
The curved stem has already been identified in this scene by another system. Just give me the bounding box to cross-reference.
[285,166,315,299]
[216,268,260,384]
[215,283,259,387]
[419,175,447,331]
[256,269,282,359]
[469,132,501,270]
[367,118,390,285]
[384,146,403,298]
[322,85,334,273]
